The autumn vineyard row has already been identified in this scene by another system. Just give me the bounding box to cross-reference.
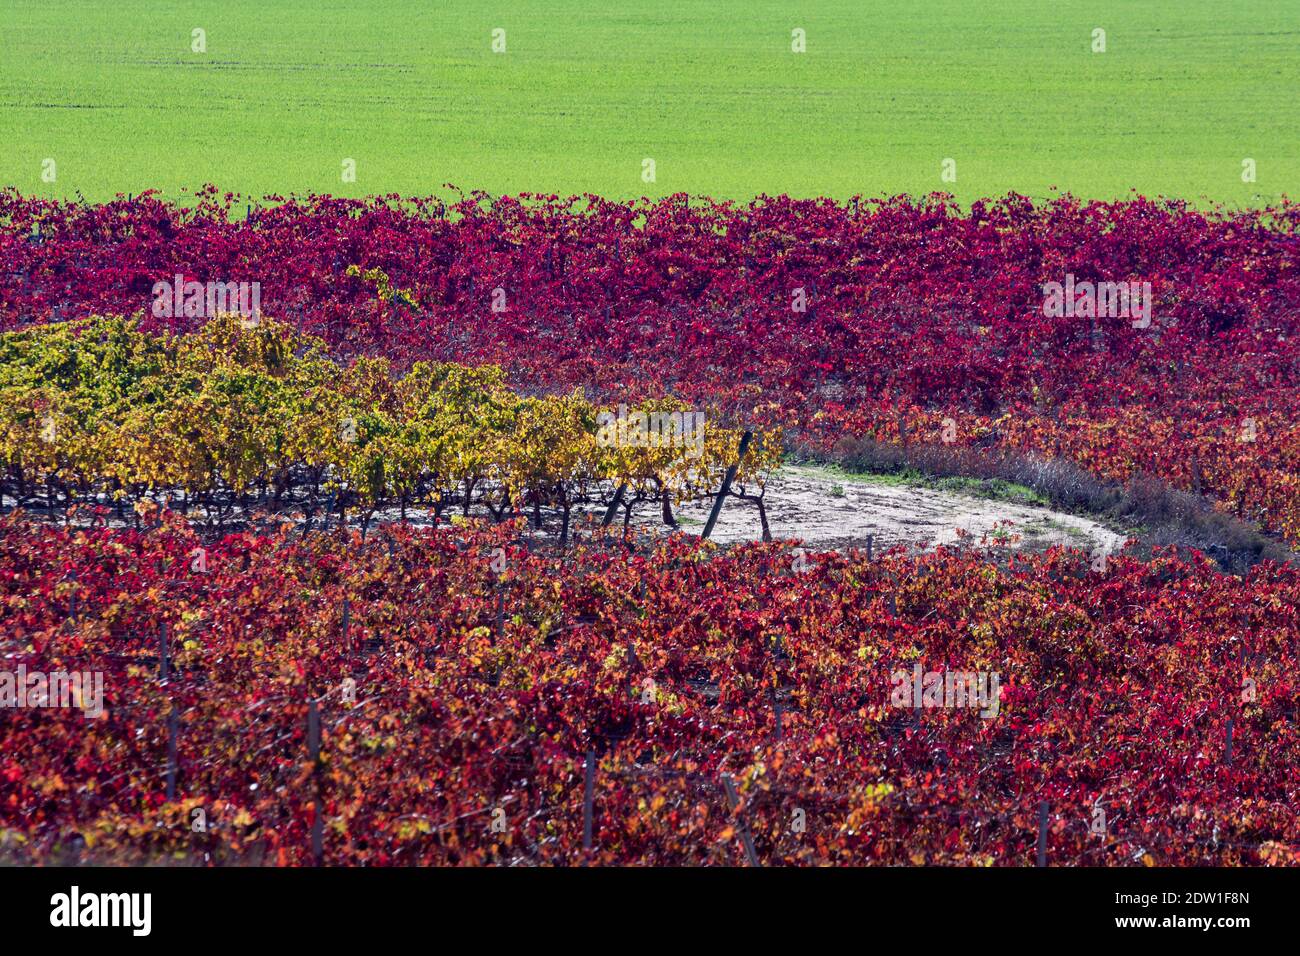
[1,516,1297,865]
[0,314,779,537]
[3,189,1298,541]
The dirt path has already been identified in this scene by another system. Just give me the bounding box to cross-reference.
[666,465,1126,555]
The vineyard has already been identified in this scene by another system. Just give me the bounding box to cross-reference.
[4,189,1299,542]
[1,189,1298,867]
[2,517,1297,866]
[0,314,779,539]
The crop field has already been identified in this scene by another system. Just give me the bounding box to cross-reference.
[2,0,1298,204]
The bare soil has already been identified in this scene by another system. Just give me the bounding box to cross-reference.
[664,465,1127,556]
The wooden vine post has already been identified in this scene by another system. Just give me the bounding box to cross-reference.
[701,430,754,541]
[165,708,179,801]
[309,700,323,866]
[582,749,597,852]
[158,621,169,679]
[720,773,761,867]
[342,596,351,652]
[1036,800,1050,867]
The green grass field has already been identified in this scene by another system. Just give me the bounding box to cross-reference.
[2,0,1297,205]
